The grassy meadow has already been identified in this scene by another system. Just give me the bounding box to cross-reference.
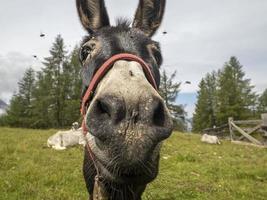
[0,127,266,200]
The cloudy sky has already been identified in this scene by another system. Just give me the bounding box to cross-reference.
[0,0,266,117]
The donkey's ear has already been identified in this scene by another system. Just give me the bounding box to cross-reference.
[133,0,166,37]
[76,0,110,34]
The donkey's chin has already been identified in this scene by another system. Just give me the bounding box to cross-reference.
[87,134,160,184]
[97,159,159,185]
[98,156,159,185]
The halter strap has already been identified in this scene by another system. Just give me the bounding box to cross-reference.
[81,53,158,135]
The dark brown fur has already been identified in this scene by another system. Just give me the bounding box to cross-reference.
[76,1,171,199]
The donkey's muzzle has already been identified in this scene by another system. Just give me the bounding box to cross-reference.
[85,60,173,144]
[87,93,172,143]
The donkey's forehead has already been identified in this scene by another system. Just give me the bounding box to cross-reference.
[99,26,146,37]
[83,25,153,46]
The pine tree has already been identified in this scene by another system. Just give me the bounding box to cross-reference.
[192,79,208,132]
[4,36,83,128]
[159,70,186,131]
[33,35,68,128]
[258,89,267,113]
[5,95,25,127]
[193,57,257,132]
[61,46,82,126]
[216,57,257,124]
[6,68,35,127]
[31,40,82,128]
[18,68,35,106]
[206,72,218,127]
[192,72,218,132]
[31,71,52,128]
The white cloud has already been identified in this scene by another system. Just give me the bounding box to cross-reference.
[156,0,267,94]
[0,52,42,101]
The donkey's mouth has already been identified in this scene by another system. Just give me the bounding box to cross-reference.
[107,168,158,185]
[87,132,161,184]
[119,169,158,184]
[96,156,159,185]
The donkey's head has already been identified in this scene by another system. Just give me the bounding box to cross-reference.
[76,0,173,196]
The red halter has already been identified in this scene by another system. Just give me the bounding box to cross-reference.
[81,53,158,135]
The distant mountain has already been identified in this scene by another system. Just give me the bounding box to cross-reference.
[0,99,7,108]
[0,99,8,115]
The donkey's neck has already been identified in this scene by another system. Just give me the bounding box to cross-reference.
[84,149,147,200]
[97,182,146,200]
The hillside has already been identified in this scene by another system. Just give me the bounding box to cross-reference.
[0,128,266,200]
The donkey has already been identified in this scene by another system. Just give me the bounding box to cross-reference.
[76,0,173,199]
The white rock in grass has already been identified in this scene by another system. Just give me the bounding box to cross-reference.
[47,127,86,150]
[201,134,221,145]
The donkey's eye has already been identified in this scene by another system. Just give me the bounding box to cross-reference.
[151,48,162,66]
[147,44,162,66]
[80,46,92,63]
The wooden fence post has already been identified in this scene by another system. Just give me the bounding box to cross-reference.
[262,113,267,127]
[262,114,267,137]
[228,117,234,141]
[230,121,262,145]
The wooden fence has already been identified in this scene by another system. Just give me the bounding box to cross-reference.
[203,114,267,146]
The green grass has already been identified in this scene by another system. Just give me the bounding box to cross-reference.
[0,127,266,200]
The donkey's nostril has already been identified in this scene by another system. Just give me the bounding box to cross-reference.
[152,100,166,127]
[94,95,126,124]
[87,95,126,141]
[97,99,111,117]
